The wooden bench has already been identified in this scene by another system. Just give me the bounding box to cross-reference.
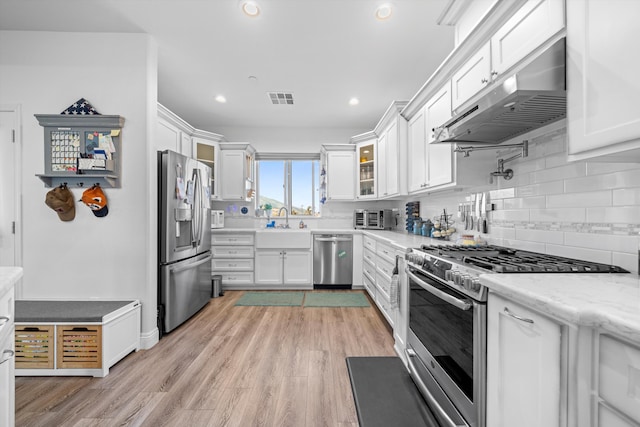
[15,300,141,377]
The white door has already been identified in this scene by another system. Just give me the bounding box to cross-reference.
[283,251,311,285]
[0,108,19,267]
[254,250,283,285]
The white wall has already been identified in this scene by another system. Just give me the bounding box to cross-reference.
[0,31,160,347]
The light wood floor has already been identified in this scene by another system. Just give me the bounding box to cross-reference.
[15,290,396,427]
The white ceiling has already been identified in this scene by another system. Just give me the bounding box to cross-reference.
[0,0,455,136]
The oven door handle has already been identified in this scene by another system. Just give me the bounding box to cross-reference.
[405,348,468,427]
[406,267,472,311]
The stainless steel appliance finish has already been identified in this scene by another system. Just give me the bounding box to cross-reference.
[405,244,630,427]
[313,234,353,288]
[353,209,395,230]
[158,150,212,334]
[434,38,566,145]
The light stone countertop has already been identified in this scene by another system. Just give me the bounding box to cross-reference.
[0,266,23,296]
[480,273,640,344]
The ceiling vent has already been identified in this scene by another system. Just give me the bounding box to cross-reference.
[268,92,294,105]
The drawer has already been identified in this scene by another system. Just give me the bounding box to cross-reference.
[221,272,254,285]
[212,245,254,258]
[598,334,640,423]
[363,261,376,284]
[15,325,54,369]
[375,274,391,299]
[211,233,255,246]
[363,274,376,299]
[363,248,376,266]
[375,292,394,327]
[363,235,376,252]
[376,256,394,282]
[0,287,14,341]
[376,242,395,264]
[57,325,102,369]
[212,258,254,271]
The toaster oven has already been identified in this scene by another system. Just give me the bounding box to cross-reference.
[353,209,395,230]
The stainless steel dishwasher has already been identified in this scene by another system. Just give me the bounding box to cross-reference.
[313,234,353,289]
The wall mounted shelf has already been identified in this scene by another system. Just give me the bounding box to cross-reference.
[35,114,125,188]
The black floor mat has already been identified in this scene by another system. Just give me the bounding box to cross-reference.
[346,356,440,427]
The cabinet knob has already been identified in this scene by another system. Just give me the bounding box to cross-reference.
[491,70,499,76]
[481,78,489,84]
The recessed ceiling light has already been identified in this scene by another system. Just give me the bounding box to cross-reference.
[241,1,260,17]
[349,97,360,106]
[375,3,393,20]
[215,95,227,103]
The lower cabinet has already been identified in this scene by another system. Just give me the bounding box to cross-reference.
[0,329,14,427]
[361,235,399,328]
[211,232,255,289]
[486,292,564,427]
[255,250,311,288]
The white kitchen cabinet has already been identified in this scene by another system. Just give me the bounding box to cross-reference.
[451,42,492,111]
[355,137,377,200]
[451,0,564,111]
[567,0,640,161]
[426,82,454,189]
[373,101,407,199]
[219,143,255,201]
[157,103,193,157]
[254,250,311,288]
[487,292,564,427]
[0,285,15,427]
[407,107,428,192]
[193,133,223,201]
[322,145,356,201]
[361,235,398,328]
[211,232,255,289]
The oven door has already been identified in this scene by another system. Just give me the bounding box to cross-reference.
[405,266,486,427]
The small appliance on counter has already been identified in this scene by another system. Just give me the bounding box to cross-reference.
[211,210,224,228]
[353,209,395,230]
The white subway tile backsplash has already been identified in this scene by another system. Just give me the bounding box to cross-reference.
[516,181,564,197]
[492,209,530,222]
[546,244,613,265]
[530,208,586,223]
[613,188,640,206]
[486,226,516,240]
[503,196,546,209]
[515,228,564,245]
[586,206,640,223]
[530,162,586,184]
[565,169,640,193]
[489,188,515,199]
[546,191,612,208]
[564,232,638,254]
[586,162,640,176]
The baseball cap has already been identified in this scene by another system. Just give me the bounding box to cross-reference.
[81,185,108,217]
[45,185,75,221]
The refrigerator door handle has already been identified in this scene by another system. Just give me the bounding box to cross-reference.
[191,169,202,247]
[169,253,212,273]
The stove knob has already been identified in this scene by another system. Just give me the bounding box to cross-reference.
[463,276,473,290]
[469,278,482,292]
[445,270,454,281]
[453,272,464,286]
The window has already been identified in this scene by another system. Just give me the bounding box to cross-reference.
[256,156,320,217]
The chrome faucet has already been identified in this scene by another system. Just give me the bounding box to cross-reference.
[278,207,290,228]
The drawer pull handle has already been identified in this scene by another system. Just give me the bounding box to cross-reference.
[0,349,14,365]
[0,315,10,326]
[504,307,534,324]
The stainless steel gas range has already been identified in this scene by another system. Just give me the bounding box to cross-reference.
[404,244,629,427]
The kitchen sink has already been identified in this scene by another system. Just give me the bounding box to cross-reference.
[254,229,311,249]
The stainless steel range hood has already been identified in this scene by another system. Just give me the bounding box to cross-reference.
[435,38,566,145]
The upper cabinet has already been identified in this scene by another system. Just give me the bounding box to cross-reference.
[353,133,377,200]
[219,143,255,201]
[407,108,428,192]
[373,101,408,199]
[321,144,356,201]
[567,0,640,161]
[157,103,194,157]
[193,130,224,201]
[452,0,565,111]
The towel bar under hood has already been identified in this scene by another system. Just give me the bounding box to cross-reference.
[434,38,566,145]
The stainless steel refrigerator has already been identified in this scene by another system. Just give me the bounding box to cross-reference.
[158,150,212,335]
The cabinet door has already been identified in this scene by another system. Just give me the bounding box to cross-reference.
[377,132,388,197]
[451,42,491,110]
[567,0,640,159]
[383,121,399,197]
[426,82,454,188]
[283,251,311,285]
[220,150,246,201]
[408,108,428,193]
[254,251,283,285]
[326,151,356,201]
[0,332,14,427]
[194,138,218,200]
[491,0,564,78]
[487,293,563,427]
[157,118,182,153]
[356,140,376,199]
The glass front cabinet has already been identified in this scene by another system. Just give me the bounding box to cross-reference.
[353,133,377,199]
